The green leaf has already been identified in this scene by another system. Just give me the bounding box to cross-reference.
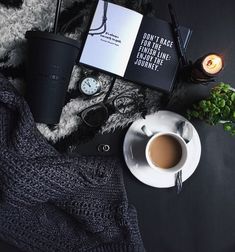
[231,129,235,136]
[224,106,231,115]
[214,108,221,114]
[221,83,231,92]
[212,115,220,124]
[199,100,207,109]
[232,111,235,119]
[226,100,232,106]
[224,122,232,132]
[192,111,199,118]
[223,95,229,101]
[231,93,235,102]
[217,99,226,108]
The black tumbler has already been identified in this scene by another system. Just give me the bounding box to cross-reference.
[25,31,80,124]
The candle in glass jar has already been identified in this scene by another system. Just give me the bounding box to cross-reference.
[202,54,224,76]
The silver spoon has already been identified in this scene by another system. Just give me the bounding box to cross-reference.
[175,120,194,194]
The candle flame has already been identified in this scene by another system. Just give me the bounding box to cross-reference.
[202,54,223,75]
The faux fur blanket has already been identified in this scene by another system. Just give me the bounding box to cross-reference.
[0,0,165,152]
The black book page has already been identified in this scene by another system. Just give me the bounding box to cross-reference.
[124,16,191,93]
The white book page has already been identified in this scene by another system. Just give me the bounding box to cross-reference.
[79,0,143,77]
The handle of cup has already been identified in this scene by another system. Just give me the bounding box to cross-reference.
[141,125,154,137]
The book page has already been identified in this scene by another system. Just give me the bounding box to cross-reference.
[79,0,143,77]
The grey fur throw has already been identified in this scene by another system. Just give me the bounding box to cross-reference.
[0,0,164,151]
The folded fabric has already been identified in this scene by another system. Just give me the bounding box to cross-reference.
[0,73,144,252]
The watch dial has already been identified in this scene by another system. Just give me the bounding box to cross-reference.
[80,77,100,95]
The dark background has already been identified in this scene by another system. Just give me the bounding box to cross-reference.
[1,0,235,251]
[124,1,235,252]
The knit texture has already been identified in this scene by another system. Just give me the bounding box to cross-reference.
[0,73,145,251]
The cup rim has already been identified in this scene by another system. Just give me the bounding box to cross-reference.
[145,131,188,173]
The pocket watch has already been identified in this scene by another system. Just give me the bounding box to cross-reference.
[78,70,102,96]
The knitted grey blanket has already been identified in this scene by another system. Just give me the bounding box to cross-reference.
[0,0,163,151]
[0,73,144,251]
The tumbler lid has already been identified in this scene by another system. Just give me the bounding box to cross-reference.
[25,31,80,49]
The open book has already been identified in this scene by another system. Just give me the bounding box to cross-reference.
[79,0,192,93]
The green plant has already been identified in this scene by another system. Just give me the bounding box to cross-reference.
[187,82,235,136]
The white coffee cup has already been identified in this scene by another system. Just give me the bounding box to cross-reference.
[141,125,188,174]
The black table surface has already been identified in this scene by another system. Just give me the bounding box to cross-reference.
[1,0,235,252]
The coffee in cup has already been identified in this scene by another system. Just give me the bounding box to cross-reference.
[142,125,188,173]
[148,134,182,169]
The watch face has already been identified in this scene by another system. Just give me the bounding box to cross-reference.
[80,77,101,96]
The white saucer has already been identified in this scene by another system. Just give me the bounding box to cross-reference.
[123,110,201,188]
